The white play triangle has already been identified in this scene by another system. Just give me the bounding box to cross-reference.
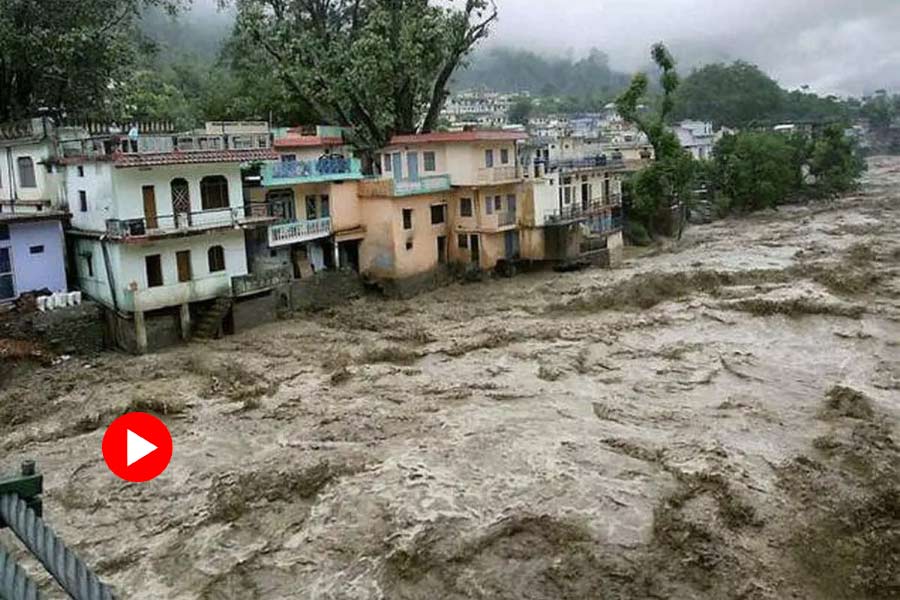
[126,429,158,467]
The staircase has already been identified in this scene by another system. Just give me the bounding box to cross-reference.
[194,297,233,340]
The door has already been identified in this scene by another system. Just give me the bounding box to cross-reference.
[143,185,158,229]
[176,250,192,283]
[504,230,519,259]
[604,178,611,203]
[392,153,403,178]
[145,254,163,288]
[407,152,419,181]
[470,234,480,265]
[582,182,590,210]
[437,236,447,264]
[0,247,15,301]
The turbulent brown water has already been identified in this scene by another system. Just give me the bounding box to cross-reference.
[2,157,899,600]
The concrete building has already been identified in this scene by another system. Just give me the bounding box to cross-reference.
[0,117,69,303]
[362,130,527,293]
[61,124,278,352]
[673,120,716,160]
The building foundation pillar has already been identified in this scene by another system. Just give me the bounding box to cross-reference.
[180,303,191,340]
[333,239,341,270]
[134,310,148,354]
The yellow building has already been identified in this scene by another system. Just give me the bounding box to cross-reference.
[359,130,527,293]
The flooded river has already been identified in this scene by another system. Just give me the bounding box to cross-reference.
[2,158,898,599]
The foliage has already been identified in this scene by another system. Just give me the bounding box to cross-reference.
[616,43,696,235]
[860,92,897,130]
[711,132,804,211]
[507,96,533,126]
[0,0,185,122]
[454,47,631,99]
[672,61,851,128]
[710,126,864,213]
[230,0,498,151]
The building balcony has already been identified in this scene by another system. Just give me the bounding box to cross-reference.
[261,157,364,186]
[544,155,625,172]
[359,175,452,198]
[103,207,273,241]
[476,166,521,184]
[123,272,232,312]
[60,132,273,160]
[232,267,293,296]
[268,217,332,247]
[545,198,623,226]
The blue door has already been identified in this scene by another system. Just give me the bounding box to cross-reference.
[504,230,519,259]
[392,153,403,178]
[407,152,419,181]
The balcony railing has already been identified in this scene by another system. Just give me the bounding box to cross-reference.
[262,157,363,185]
[393,175,452,196]
[232,267,293,296]
[497,211,517,227]
[60,133,272,159]
[476,166,520,183]
[268,217,332,247]
[105,207,247,239]
[124,273,232,312]
[543,155,626,172]
[545,198,623,226]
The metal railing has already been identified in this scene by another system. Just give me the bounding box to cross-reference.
[268,217,332,247]
[543,155,626,172]
[105,207,242,238]
[60,133,271,159]
[545,197,623,225]
[497,211,517,227]
[264,157,362,184]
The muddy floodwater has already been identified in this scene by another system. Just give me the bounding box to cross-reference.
[2,158,899,599]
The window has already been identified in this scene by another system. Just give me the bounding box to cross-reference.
[29,245,44,255]
[305,196,318,220]
[507,194,517,213]
[494,196,502,211]
[17,157,36,188]
[424,151,436,172]
[171,178,191,214]
[486,196,493,215]
[405,241,414,251]
[281,154,296,163]
[320,195,330,218]
[484,149,494,168]
[176,250,192,282]
[437,236,447,264]
[458,233,469,249]
[200,176,229,210]
[145,255,163,288]
[430,204,446,225]
[77,165,84,177]
[500,148,510,165]
[383,154,392,172]
[402,208,413,230]
[0,224,8,240]
[208,246,226,272]
[79,191,87,212]
[85,253,94,278]
[460,197,473,217]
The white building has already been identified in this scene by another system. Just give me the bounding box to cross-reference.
[673,120,716,160]
[61,125,277,352]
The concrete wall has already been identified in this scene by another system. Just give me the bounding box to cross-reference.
[66,162,116,231]
[379,141,518,186]
[291,270,365,310]
[0,301,106,355]
[5,219,67,296]
[330,182,362,234]
[0,140,62,206]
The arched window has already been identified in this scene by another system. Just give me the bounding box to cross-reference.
[171,178,191,214]
[17,157,36,188]
[200,175,229,210]
[208,245,226,273]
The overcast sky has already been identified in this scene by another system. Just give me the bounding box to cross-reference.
[484,0,900,97]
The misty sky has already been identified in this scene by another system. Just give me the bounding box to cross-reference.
[191,0,899,97]
[486,0,900,96]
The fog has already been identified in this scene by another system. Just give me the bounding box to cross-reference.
[487,0,900,96]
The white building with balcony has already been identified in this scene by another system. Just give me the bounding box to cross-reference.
[673,120,716,160]
[62,126,277,352]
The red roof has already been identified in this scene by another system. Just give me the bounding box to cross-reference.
[274,136,344,149]
[113,148,278,168]
[388,130,527,146]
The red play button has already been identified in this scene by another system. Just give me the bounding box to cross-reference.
[102,412,173,482]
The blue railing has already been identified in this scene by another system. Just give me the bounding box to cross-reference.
[262,157,363,185]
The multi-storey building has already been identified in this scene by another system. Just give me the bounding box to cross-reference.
[0,117,68,303]
[360,130,527,293]
[61,124,277,351]
[673,120,716,160]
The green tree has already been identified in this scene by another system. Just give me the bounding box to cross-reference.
[616,43,696,235]
[231,0,498,153]
[861,93,896,130]
[672,61,784,128]
[712,131,803,212]
[507,96,533,126]
[809,124,866,194]
[0,0,184,122]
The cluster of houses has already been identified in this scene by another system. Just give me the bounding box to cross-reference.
[0,117,646,352]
